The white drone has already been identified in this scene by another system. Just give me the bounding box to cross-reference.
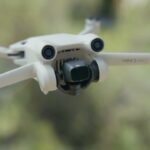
[0,18,150,95]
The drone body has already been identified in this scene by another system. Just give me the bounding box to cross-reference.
[8,32,106,95]
[0,19,150,95]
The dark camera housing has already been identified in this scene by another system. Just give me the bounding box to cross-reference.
[42,45,55,60]
[56,59,100,95]
[71,66,90,82]
[63,60,90,83]
[91,38,104,52]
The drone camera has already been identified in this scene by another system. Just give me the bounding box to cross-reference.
[89,61,100,81]
[63,60,90,83]
[56,59,101,95]
[42,45,56,60]
[91,38,104,52]
[71,67,90,82]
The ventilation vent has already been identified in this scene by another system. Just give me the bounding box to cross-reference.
[58,48,80,54]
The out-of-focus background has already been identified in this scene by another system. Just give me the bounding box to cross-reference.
[0,0,150,150]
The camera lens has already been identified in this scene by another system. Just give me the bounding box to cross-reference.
[71,66,90,82]
[91,38,104,52]
[63,60,90,83]
[42,45,55,60]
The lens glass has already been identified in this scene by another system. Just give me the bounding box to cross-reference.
[71,66,90,82]
[42,45,55,59]
[91,38,104,52]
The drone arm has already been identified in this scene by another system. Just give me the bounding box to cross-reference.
[100,53,150,65]
[0,62,57,94]
[0,47,11,59]
[80,19,100,35]
[0,64,35,89]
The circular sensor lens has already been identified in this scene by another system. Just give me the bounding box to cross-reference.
[42,45,55,60]
[91,38,104,52]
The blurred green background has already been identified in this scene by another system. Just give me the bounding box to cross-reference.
[0,0,150,150]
